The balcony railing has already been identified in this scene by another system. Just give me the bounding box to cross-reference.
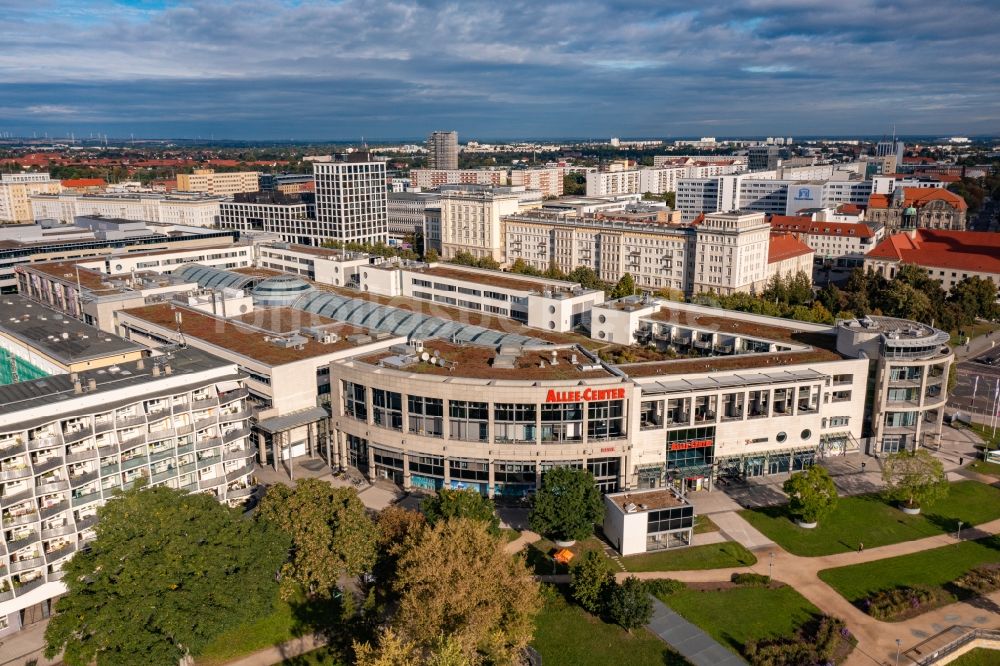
[71,492,101,508]
[219,388,249,404]
[197,437,222,451]
[115,414,146,428]
[69,470,100,488]
[151,468,178,484]
[63,427,94,445]
[194,417,218,432]
[3,511,38,527]
[147,429,176,443]
[45,542,76,562]
[225,463,254,483]
[32,457,64,476]
[191,397,219,410]
[218,410,252,424]
[28,434,63,451]
[0,468,32,481]
[0,488,33,508]
[94,420,115,435]
[34,480,70,495]
[150,448,176,463]
[0,439,26,456]
[6,531,40,552]
[122,456,149,471]
[176,443,195,455]
[75,514,98,531]
[197,455,221,469]
[171,403,189,415]
[41,523,77,540]
[226,485,257,499]
[9,556,44,573]
[97,444,117,458]
[13,576,45,596]
[177,462,197,476]
[199,476,225,489]
[66,448,98,464]
[223,428,249,444]
[40,501,69,520]
[223,447,252,462]
[118,433,147,449]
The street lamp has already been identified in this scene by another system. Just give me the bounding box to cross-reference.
[769,551,774,579]
[957,521,964,541]
[896,639,902,666]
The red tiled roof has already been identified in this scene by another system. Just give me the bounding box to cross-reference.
[768,215,876,239]
[61,178,106,188]
[868,187,967,212]
[837,204,863,214]
[866,229,1000,274]
[768,233,813,264]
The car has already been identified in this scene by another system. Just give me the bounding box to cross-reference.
[975,356,998,366]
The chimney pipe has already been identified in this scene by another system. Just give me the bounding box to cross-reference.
[87,378,97,391]
[152,365,161,377]
[164,364,173,375]
[73,379,83,394]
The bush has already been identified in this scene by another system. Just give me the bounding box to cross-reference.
[606,576,653,633]
[954,564,1000,596]
[744,615,850,666]
[570,551,614,614]
[644,578,685,597]
[865,585,937,621]
[782,466,838,525]
[730,572,771,587]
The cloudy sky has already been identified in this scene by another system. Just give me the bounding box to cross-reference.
[1,0,997,140]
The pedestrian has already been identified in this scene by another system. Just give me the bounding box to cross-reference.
[858,542,864,554]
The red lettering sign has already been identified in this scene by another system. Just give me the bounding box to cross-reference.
[545,387,626,403]
[669,439,713,452]
[600,446,616,453]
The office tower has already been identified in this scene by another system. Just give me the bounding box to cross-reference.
[426,131,459,170]
[313,153,387,245]
[748,145,781,172]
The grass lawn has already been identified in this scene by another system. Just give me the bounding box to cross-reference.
[968,423,1000,451]
[950,321,1000,347]
[657,585,821,658]
[501,527,521,543]
[622,542,756,573]
[281,648,346,665]
[949,648,1000,665]
[818,535,1000,608]
[694,514,720,534]
[532,588,689,666]
[525,535,611,575]
[968,459,1000,477]
[740,480,1000,556]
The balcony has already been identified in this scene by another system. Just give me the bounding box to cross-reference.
[71,492,101,508]
[219,388,249,404]
[3,511,38,527]
[122,455,149,472]
[150,448,176,463]
[99,462,120,477]
[62,427,94,445]
[28,434,62,451]
[40,524,77,540]
[0,588,13,603]
[0,488,32,508]
[115,414,146,429]
[45,542,76,563]
[40,501,69,520]
[34,479,70,495]
[47,570,65,583]
[6,531,40,552]
[0,467,32,482]
[75,514,98,531]
[225,463,254,483]
[32,457,64,475]
[94,420,115,435]
[197,437,222,452]
[199,476,225,489]
[147,429,176,444]
[177,462,197,476]
[171,403,189,415]
[69,470,99,488]
[0,439,26,456]
[191,397,219,411]
[176,424,194,436]
[177,442,195,455]
[218,410,252,424]
[223,428,249,444]
[194,416,218,431]
[65,448,98,464]
[118,433,147,449]
[224,447,253,462]
[97,444,117,458]
[151,467,177,484]
[9,556,44,574]
[227,485,258,499]
[197,455,221,470]
[13,576,45,597]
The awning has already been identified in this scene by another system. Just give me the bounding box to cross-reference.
[255,406,329,434]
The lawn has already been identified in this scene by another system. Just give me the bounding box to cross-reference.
[525,536,611,575]
[501,527,521,543]
[950,321,1000,347]
[532,588,689,666]
[693,514,720,534]
[949,648,1000,665]
[622,542,757,573]
[657,585,821,658]
[968,422,1000,452]
[817,535,1000,608]
[968,459,1000,477]
[281,647,346,665]
[740,480,1000,556]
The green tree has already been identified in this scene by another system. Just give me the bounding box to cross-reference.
[782,465,839,525]
[44,484,288,666]
[609,273,637,299]
[881,449,949,510]
[424,248,440,263]
[258,479,378,599]
[786,270,813,306]
[567,266,606,291]
[374,506,427,591]
[606,577,652,633]
[422,488,500,536]
[563,173,586,196]
[529,467,604,542]
[393,518,541,664]
[570,550,615,614]
[949,276,998,321]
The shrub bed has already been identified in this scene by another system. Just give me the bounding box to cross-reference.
[745,615,854,666]
[643,578,685,597]
[864,585,942,621]
[731,572,771,587]
[953,564,1000,596]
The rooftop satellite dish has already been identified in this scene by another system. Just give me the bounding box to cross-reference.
[433,350,441,358]
[420,351,430,362]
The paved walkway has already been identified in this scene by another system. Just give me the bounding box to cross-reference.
[646,596,747,666]
[214,634,327,666]
[711,511,775,549]
[504,529,541,554]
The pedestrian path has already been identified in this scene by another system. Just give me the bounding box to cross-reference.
[646,596,747,666]
[504,529,541,554]
[711,511,775,550]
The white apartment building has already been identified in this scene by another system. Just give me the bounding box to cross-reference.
[638,167,687,196]
[257,243,378,287]
[768,216,883,266]
[691,212,771,295]
[509,168,564,198]
[439,189,524,263]
[677,175,873,221]
[0,174,62,223]
[218,199,315,244]
[387,191,441,242]
[176,169,260,196]
[871,175,948,195]
[313,156,388,245]
[410,169,508,189]
[0,347,256,637]
[586,169,642,197]
[31,192,224,227]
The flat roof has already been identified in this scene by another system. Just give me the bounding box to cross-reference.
[120,302,378,365]
[358,340,614,380]
[412,265,563,293]
[232,307,338,335]
[0,346,235,419]
[24,261,115,291]
[607,488,688,513]
[0,295,146,365]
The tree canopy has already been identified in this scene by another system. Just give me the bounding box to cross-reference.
[258,479,378,599]
[390,518,541,665]
[782,465,839,525]
[606,576,653,633]
[570,550,615,614]
[44,484,288,666]
[529,466,604,542]
[421,488,500,535]
[881,449,949,509]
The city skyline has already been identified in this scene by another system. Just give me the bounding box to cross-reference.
[1,0,998,140]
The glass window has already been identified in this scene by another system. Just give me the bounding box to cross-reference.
[373,389,403,431]
[407,395,443,437]
[640,400,663,430]
[588,400,624,440]
[540,403,583,443]
[495,403,536,443]
[449,400,489,442]
[343,381,367,421]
